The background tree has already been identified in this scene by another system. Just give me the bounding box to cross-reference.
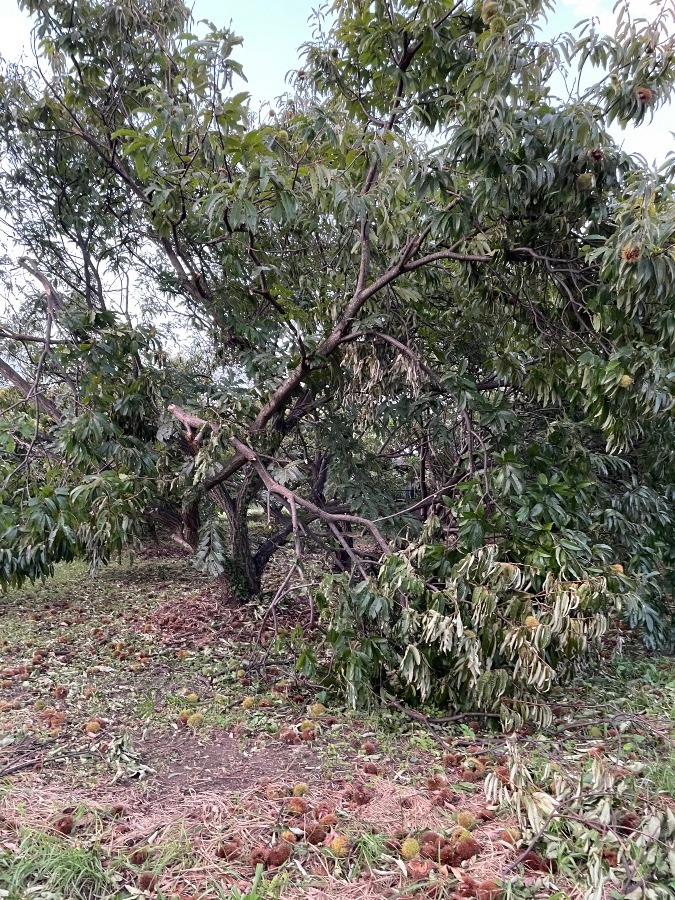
[1,0,673,717]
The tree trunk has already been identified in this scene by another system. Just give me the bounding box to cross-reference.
[209,476,262,596]
[181,499,200,549]
[229,512,261,595]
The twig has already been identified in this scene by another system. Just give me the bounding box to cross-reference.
[387,699,501,725]
[501,806,562,875]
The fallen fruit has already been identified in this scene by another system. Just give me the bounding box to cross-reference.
[329,834,350,857]
[304,823,328,845]
[400,837,420,860]
[54,815,74,835]
[186,712,204,728]
[287,797,308,815]
[248,846,269,867]
[215,840,240,860]
[267,843,291,867]
[476,879,503,900]
[137,871,158,891]
[455,810,477,830]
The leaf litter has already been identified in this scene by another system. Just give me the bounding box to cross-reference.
[0,546,673,899]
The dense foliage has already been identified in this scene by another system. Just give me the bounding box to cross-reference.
[1,0,674,717]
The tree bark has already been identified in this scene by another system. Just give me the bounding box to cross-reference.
[229,511,261,595]
[181,499,200,549]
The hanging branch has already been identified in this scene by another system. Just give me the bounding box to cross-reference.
[229,436,392,556]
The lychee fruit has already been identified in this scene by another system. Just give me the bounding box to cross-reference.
[499,827,521,845]
[455,811,477,830]
[267,843,291,867]
[621,245,641,263]
[137,872,158,891]
[617,812,641,835]
[329,834,350,857]
[54,815,74,835]
[304,823,328,845]
[443,752,462,767]
[476,879,503,900]
[215,840,241,860]
[521,850,552,872]
[481,0,499,22]
[427,773,448,790]
[602,848,619,867]
[451,835,481,863]
[186,712,204,728]
[249,846,269,867]
[287,797,308,815]
[420,832,446,859]
[432,787,455,807]
[400,837,420,860]
[576,173,596,191]
[265,784,287,800]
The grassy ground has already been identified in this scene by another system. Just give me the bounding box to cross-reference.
[0,547,673,900]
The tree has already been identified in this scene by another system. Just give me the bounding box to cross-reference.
[1,0,674,718]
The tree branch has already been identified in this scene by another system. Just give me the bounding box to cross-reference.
[0,358,63,424]
[230,437,391,556]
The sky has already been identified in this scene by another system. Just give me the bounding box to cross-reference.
[0,0,672,162]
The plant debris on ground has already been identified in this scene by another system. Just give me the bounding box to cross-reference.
[1,547,673,900]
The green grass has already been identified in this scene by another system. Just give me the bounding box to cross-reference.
[0,831,282,900]
[0,829,124,900]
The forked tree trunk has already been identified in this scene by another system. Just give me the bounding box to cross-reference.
[209,476,262,596]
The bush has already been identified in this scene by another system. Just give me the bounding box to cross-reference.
[315,544,619,729]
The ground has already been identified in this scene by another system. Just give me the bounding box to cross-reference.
[0,547,674,900]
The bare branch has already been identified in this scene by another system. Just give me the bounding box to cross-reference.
[0,353,63,425]
[230,437,391,556]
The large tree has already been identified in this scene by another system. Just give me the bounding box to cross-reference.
[1,0,673,716]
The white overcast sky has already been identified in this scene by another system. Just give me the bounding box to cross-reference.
[0,0,672,163]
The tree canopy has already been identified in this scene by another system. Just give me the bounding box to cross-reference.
[1,0,674,719]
